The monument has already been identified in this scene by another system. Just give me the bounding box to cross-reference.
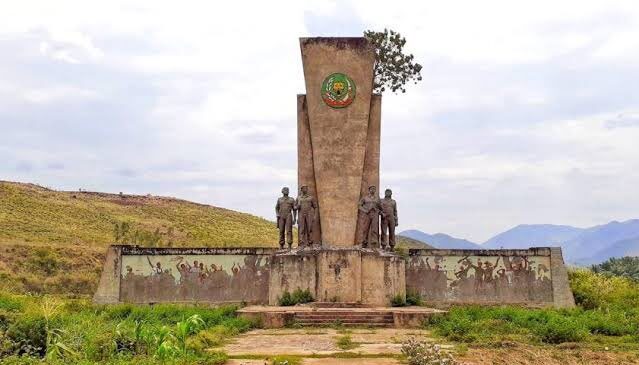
[93,37,576,326]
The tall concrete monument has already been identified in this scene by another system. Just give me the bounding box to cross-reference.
[94,37,576,315]
[297,37,381,247]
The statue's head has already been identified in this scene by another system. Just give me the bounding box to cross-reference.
[385,188,392,198]
[281,187,289,195]
[300,185,308,195]
[368,186,376,195]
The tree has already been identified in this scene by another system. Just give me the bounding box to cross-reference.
[592,256,639,282]
[364,29,423,94]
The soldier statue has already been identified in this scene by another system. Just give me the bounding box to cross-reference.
[358,185,381,248]
[275,187,296,249]
[380,188,398,251]
[295,185,316,247]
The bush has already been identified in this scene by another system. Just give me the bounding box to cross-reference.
[278,288,314,306]
[401,337,458,365]
[406,290,423,306]
[391,294,407,307]
[569,268,639,311]
[5,315,47,357]
[336,334,357,350]
[536,315,588,344]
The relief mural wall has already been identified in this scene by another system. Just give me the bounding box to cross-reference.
[407,252,553,304]
[120,254,270,303]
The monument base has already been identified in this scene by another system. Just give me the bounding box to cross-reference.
[238,305,446,328]
[268,247,405,307]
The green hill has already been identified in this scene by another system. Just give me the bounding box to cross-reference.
[0,180,280,248]
[0,180,428,294]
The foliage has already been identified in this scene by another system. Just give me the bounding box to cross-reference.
[592,256,639,282]
[336,334,358,350]
[0,292,252,364]
[277,288,314,306]
[364,29,423,94]
[406,290,423,306]
[569,268,639,310]
[391,294,406,307]
[401,337,458,365]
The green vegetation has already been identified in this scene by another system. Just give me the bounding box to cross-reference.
[277,289,314,306]
[0,181,281,295]
[364,29,423,94]
[0,181,279,248]
[592,256,639,282]
[0,291,254,364]
[425,268,639,349]
[406,290,424,306]
[390,294,407,307]
[335,334,358,350]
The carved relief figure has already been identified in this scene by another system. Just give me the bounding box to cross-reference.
[275,187,296,249]
[121,254,270,303]
[379,188,398,250]
[358,186,381,248]
[295,185,316,247]
[407,254,553,303]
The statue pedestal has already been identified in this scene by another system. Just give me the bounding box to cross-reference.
[268,247,405,307]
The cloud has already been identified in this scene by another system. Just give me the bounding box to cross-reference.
[0,0,638,241]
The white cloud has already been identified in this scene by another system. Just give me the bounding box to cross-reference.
[0,0,638,242]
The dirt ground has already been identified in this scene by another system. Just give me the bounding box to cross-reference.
[220,328,639,365]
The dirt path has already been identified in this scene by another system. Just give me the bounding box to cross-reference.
[220,328,639,365]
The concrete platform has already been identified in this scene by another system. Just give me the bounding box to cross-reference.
[238,305,446,328]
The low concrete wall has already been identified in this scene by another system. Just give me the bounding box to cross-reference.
[94,246,276,304]
[406,247,575,308]
[94,245,574,308]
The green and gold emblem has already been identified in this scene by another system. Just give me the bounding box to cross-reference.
[321,73,356,108]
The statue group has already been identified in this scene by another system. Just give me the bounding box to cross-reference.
[276,185,398,250]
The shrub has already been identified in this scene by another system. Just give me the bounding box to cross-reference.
[536,315,588,344]
[278,288,314,306]
[401,337,458,365]
[569,268,639,311]
[406,290,423,306]
[336,334,357,350]
[391,294,407,307]
[5,315,47,357]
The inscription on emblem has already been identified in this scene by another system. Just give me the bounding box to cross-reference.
[321,73,356,108]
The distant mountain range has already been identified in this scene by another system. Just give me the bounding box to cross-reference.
[399,219,639,265]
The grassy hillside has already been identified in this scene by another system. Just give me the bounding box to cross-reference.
[0,181,280,248]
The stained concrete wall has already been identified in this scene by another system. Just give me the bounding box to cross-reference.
[361,252,405,306]
[407,247,575,308]
[95,245,574,308]
[268,251,317,305]
[95,246,276,304]
[299,37,376,246]
[297,94,322,245]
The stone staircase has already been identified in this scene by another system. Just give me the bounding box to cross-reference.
[294,309,395,327]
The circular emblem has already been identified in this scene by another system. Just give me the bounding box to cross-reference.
[321,73,356,108]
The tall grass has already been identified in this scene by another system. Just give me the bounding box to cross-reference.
[0,291,255,364]
[426,269,639,347]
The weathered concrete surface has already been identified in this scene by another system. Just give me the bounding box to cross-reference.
[100,246,276,304]
[357,94,382,247]
[361,251,405,306]
[268,251,317,305]
[237,306,446,329]
[317,249,362,302]
[300,37,376,246]
[407,247,574,308]
[297,94,322,245]
[93,245,122,304]
[221,327,434,356]
[550,247,576,308]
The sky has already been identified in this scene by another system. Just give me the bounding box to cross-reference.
[1,0,638,243]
